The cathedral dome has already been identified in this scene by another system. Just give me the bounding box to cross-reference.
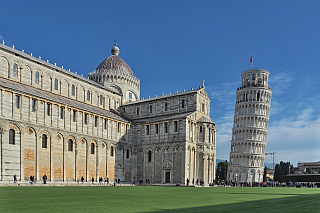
[95,43,135,77]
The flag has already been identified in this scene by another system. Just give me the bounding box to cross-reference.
[250,55,253,63]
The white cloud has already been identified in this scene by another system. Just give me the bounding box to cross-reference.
[267,114,320,165]
[0,35,4,41]
[269,71,294,95]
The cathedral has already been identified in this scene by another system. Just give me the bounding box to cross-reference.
[0,41,217,184]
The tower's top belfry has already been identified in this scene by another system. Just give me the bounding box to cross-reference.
[240,69,270,89]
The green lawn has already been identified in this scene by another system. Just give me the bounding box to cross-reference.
[0,186,319,212]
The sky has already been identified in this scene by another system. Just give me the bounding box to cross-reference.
[0,1,319,167]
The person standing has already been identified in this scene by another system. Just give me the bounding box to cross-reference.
[13,174,17,183]
[186,178,189,186]
[43,174,47,184]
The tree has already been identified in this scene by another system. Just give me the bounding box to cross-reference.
[274,161,294,181]
[290,165,294,174]
[274,164,281,181]
[263,166,268,182]
[307,167,313,174]
[216,160,229,180]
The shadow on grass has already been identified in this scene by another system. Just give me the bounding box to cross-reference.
[152,193,320,213]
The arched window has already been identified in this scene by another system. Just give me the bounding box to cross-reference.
[30,70,32,84]
[110,146,114,156]
[54,78,58,90]
[164,123,168,133]
[182,99,185,108]
[9,129,15,144]
[91,143,95,154]
[6,61,9,78]
[200,126,202,133]
[87,90,91,101]
[13,63,18,77]
[100,95,103,105]
[174,121,178,132]
[165,102,168,111]
[42,134,47,148]
[126,149,130,159]
[71,85,75,96]
[148,150,152,162]
[35,71,39,84]
[68,139,73,151]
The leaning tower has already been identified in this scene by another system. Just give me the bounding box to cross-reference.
[227,69,272,183]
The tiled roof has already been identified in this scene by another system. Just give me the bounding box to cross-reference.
[95,55,135,77]
[0,77,130,122]
[198,116,215,124]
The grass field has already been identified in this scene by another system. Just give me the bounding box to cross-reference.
[0,186,319,213]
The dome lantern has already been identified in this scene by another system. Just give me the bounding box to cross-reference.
[111,42,120,56]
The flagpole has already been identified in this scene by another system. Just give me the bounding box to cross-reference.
[252,54,253,70]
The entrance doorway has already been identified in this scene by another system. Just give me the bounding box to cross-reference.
[165,172,170,183]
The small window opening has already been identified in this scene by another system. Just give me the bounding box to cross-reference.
[9,129,15,145]
[95,116,98,127]
[148,150,152,162]
[31,99,36,112]
[73,110,77,122]
[42,134,47,148]
[91,143,95,154]
[146,125,150,135]
[13,63,18,77]
[110,146,114,156]
[174,121,178,132]
[15,95,20,109]
[54,78,58,90]
[68,139,73,151]
[126,149,130,159]
[164,123,168,133]
[47,103,51,116]
[60,107,64,119]
[84,114,88,125]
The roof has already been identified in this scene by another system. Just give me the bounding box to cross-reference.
[124,87,203,106]
[198,116,215,124]
[96,55,135,77]
[95,44,135,78]
[0,43,121,95]
[0,77,130,122]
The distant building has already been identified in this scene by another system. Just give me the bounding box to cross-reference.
[266,169,274,180]
[227,68,272,183]
[295,162,320,174]
[0,42,217,184]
